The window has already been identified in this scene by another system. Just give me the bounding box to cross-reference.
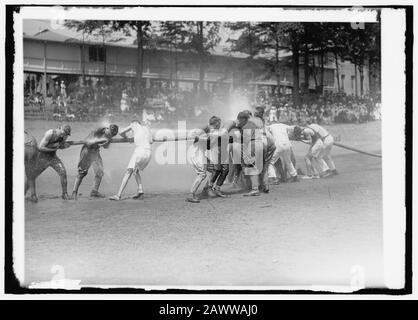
[323,69,335,87]
[89,46,106,62]
[351,75,355,90]
[341,74,345,90]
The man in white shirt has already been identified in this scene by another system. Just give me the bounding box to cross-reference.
[267,123,299,183]
[109,119,153,200]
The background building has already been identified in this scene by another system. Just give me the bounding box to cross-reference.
[23,20,376,105]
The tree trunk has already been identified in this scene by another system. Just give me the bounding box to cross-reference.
[368,56,374,96]
[136,21,144,109]
[43,41,47,100]
[81,33,86,85]
[319,48,324,94]
[174,43,179,96]
[311,56,318,88]
[248,23,253,57]
[197,22,205,102]
[292,42,300,107]
[102,44,107,85]
[334,51,340,92]
[359,64,364,97]
[354,61,358,97]
[275,32,281,98]
[303,45,309,96]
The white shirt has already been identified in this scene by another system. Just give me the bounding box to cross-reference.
[130,122,153,150]
[268,123,291,144]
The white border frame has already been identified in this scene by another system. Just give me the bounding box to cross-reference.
[6,4,409,297]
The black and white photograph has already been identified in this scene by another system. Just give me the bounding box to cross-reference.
[3,3,412,297]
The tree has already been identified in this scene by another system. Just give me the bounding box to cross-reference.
[63,20,113,84]
[256,22,284,97]
[325,23,348,93]
[364,23,381,96]
[158,21,189,92]
[181,22,221,101]
[275,23,305,106]
[225,21,263,59]
[224,22,265,95]
[306,23,336,95]
[109,20,152,108]
[340,23,379,97]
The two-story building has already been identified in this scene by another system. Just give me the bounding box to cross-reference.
[23,20,375,103]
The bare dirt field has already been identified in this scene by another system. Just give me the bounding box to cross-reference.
[23,119,383,288]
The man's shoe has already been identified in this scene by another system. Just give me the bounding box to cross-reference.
[301,175,313,180]
[70,191,78,200]
[109,195,121,201]
[30,194,38,203]
[331,169,339,176]
[202,185,209,195]
[186,197,200,203]
[320,171,332,179]
[207,188,218,197]
[269,178,280,185]
[243,190,260,197]
[259,185,269,193]
[132,193,144,199]
[62,193,69,200]
[213,189,230,198]
[90,190,106,198]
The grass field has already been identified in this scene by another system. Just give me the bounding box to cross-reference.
[23,119,383,288]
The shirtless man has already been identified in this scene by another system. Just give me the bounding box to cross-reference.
[24,124,71,202]
[71,124,119,200]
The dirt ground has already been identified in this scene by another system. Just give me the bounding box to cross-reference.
[23,119,383,288]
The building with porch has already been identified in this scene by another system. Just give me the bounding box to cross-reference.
[23,20,375,106]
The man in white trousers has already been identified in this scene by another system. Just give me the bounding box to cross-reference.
[267,123,299,184]
[294,124,337,179]
[109,119,153,200]
[186,116,221,203]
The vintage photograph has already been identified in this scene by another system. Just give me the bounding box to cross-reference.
[10,5,405,291]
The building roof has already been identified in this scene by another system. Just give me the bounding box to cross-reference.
[23,19,293,61]
[32,29,77,42]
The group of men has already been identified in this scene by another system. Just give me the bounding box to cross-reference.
[24,107,338,203]
[24,120,153,202]
[184,106,338,203]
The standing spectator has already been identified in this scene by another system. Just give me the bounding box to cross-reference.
[120,89,130,112]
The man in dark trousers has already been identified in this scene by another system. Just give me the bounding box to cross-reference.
[71,124,119,200]
[25,124,72,202]
[239,107,276,196]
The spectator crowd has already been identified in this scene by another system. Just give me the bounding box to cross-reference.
[24,75,381,125]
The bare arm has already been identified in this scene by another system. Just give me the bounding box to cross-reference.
[38,131,58,152]
[119,125,132,139]
[59,136,71,149]
[84,137,110,147]
[302,132,313,145]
